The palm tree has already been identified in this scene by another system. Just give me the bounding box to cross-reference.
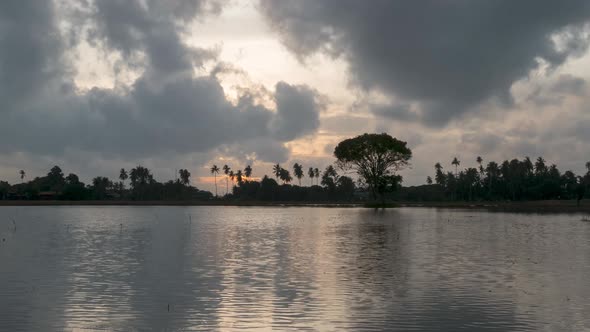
[244,165,252,179]
[452,157,460,176]
[210,165,219,197]
[222,165,231,195]
[279,168,292,184]
[476,156,484,175]
[308,167,315,186]
[293,163,304,185]
[119,168,128,187]
[434,162,446,185]
[273,164,281,180]
[236,170,243,184]
[314,168,320,185]
[535,157,547,175]
[19,170,25,183]
[179,169,191,186]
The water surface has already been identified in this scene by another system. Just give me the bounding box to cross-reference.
[0,206,589,331]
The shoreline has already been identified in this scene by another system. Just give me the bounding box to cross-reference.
[0,200,589,212]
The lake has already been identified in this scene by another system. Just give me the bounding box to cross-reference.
[0,206,589,331]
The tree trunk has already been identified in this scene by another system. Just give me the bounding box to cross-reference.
[214,174,217,197]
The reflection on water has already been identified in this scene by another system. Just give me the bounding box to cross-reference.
[0,206,589,331]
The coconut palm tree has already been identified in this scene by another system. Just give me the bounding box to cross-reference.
[244,165,252,179]
[293,163,304,185]
[279,168,292,184]
[179,169,191,186]
[308,167,315,186]
[119,168,128,187]
[236,170,243,184]
[314,168,320,185]
[210,165,219,197]
[222,165,231,195]
[19,170,25,183]
[273,164,281,180]
[476,156,484,175]
[452,157,460,176]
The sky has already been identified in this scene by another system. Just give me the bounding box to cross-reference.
[2,0,590,192]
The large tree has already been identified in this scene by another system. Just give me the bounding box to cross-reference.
[334,133,412,201]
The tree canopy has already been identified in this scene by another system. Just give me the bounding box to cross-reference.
[334,133,412,201]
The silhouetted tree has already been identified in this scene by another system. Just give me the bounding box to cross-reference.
[179,169,191,186]
[129,166,154,200]
[314,168,320,185]
[321,165,339,192]
[308,167,315,186]
[236,170,244,184]
[293,163,304,185]
[92,176,112,200]
[210,165,219,197]
[273,164,281,180]
[229,170,235,185]
[244,165,252,179]
[434,163,446,185]
[19,170,25,183]
[279,168,292,184]
[426,176,433,185]
[334,133,412,202]
[535,157,547,175]
[452,157,460,176]
[119,168,128,185]
[223,165,231,195]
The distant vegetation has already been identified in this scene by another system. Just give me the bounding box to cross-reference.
[0,165,211,201]
[395,157,590,205]
[0,133,589,204]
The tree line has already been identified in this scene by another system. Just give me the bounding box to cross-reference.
[3,133,588,204]
[395,156,590,204]
[209,163,356,202]
[0,165,211,201]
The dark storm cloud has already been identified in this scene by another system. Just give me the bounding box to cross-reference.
[260,0,590,125]
[371,103,420,122]
[0,1,64,110]
[270,82,323,141]
[0,0,321,163]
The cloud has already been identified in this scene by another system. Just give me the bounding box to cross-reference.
[270,82,323,141]
[259,0,590,125]
[0,0,322,168]
[552,74,586,95]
